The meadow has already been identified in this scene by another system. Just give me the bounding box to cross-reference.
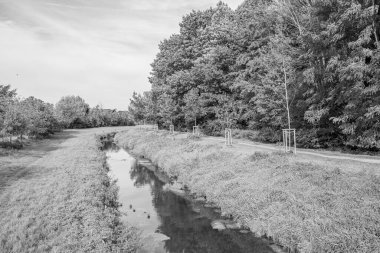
[115,128,380,253]
[0,127,140,253]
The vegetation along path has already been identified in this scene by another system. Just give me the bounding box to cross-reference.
[0,127,140,253]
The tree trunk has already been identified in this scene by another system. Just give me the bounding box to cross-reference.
[374,0,379,48]
[283,59,291,130]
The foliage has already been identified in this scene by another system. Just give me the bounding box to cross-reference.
[21,97,59,138]
[87,106,133,128]
[0,85,133,148]
[55,95,90,128]
[1,101,28,140]
[128,0,380,151]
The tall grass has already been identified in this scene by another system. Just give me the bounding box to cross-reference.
[0,129,140,252]
[115,128,380,253]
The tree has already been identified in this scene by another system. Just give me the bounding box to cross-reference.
[1,101,28,142]
[21,97,57,138]
[158,93,177,127]
[145,0,380,150]
[55,96,89,128]
[183,88,202,126]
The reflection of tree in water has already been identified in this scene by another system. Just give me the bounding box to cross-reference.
[104,142,120,152]
[130,162,275,253]
[129,162,164,189]
[155,192,275,253]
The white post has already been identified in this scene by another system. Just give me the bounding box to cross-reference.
[193,126,200,137]
[283,129,297,154]
[225,128,232,146]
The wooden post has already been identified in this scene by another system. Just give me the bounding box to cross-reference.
[225,128,232,146]
[193,126,199,137]
[283,129,297,154]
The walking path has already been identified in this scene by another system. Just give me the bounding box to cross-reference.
[162,128,380,174]
[205,136,380,165]
[134,126,380,173]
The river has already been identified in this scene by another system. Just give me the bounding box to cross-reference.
[105,142,280,253]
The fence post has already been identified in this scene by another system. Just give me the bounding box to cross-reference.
[225,128,232,146]
[193,126,199,137]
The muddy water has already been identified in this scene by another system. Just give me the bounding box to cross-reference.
[106,143,279,253]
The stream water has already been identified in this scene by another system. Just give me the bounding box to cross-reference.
[105,143,279,253]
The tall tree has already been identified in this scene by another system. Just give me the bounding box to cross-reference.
[55,96,89,128]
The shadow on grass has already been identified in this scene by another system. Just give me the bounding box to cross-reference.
[0,166,35,194]
[0,130,80,193]
[20,130,80,155]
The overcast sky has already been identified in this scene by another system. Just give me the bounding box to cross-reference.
[0,0,242,110]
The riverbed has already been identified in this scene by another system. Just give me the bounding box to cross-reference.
[106,142,280,253]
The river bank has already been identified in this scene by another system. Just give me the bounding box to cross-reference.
[115,128,380,253]
[105,140,282,253]
[0,127,140,252]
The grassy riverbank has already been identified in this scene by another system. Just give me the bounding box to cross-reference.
[0,127,140,252]
[115,128,380,253]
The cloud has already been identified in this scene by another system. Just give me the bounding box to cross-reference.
[0,0,243,110]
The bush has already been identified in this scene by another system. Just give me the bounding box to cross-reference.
[231,128,281,143]
[296,128,344,149]
[232,129,260,141]
[0,140,23,149]
[201,120,224,136]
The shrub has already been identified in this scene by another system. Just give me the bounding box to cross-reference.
[0,140,23,149]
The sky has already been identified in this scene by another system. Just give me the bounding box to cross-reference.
[0,0,243,110]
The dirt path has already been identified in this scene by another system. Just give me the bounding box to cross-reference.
[167,131,380,174]
[203,136,380,174]
[205,137,380,164]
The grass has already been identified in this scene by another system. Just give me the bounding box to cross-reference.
[0,127,140,253]
[115,128,380,253]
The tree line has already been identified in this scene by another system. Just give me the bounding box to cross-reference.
[0,84,133,147]
[129,0,380,151]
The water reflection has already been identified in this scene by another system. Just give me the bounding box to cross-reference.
[107,144,276,253]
